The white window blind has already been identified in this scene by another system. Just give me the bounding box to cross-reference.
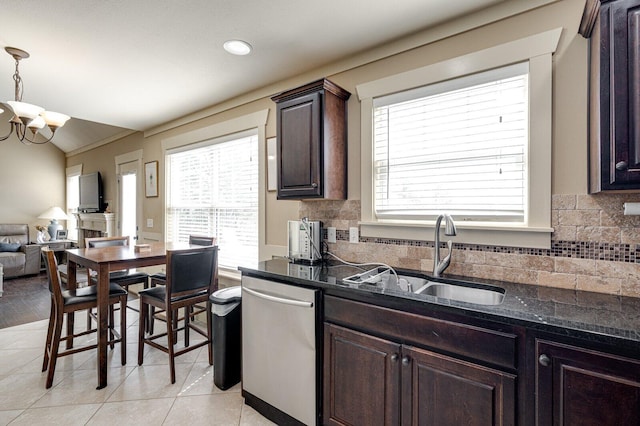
[373,62,529,223]
[166,130,258,269]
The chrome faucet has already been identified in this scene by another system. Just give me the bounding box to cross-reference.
[433,214,457,278]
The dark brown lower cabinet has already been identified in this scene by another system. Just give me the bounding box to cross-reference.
[324,323,516,426]
[323,323,400,425]
[536,339,640,425]
[402,345,515,426]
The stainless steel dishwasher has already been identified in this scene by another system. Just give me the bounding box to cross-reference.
[241,276,320,426]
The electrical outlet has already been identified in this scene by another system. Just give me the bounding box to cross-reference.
[349,227,359,243]
[146,218,153,228]
[327,227,337,243]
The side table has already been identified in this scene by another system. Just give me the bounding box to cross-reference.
[35,240,76,271]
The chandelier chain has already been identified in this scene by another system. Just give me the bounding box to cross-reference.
[13,57,23,102]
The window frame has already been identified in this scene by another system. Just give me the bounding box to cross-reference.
[65,164,83,242]
[165,129,259,270]
[161,109,269,272]
[356,28,562,249]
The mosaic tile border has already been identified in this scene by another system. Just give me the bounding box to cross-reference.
[330,230,640,264]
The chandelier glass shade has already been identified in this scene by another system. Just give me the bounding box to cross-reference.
[0,47,70,145]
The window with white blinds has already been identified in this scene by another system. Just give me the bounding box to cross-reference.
[373,62,529,223]
[166,130,258,270]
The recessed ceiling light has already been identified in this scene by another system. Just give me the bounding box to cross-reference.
[223,40,252,56]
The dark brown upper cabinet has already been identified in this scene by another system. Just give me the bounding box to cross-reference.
[581,0,640,192]
[271,79,351,200]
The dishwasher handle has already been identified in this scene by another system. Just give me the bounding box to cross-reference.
[243,286,314,308]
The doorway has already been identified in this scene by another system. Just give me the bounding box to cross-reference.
[115,151,143,243]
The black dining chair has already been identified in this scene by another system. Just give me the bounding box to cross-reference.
[137,245,218,383]
[148,235,216,287]
[147,235,216,338]
[41,248,127,388]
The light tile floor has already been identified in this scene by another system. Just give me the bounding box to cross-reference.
[0,300,275,425]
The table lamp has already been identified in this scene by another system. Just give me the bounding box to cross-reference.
[38,206,69,240]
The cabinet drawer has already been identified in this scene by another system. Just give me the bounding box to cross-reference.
[46,242,67,250]
[325,295,518,370]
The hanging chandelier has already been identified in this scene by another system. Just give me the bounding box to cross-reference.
[0,47,70,145]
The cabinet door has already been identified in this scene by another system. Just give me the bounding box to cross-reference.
[595,0,640,190]
[402,345,516,426]
[536,339,640,426]
[323,323,401,426]
[276,91,323,198]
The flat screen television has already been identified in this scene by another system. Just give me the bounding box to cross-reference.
[78,172,105,213]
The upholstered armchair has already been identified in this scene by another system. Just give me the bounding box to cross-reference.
[0,224,41,278]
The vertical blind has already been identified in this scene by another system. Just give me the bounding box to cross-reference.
[166,130,258,269]
[373,62,529,223]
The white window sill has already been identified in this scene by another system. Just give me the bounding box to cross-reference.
[360,221,552,249]
[219,267,242,283]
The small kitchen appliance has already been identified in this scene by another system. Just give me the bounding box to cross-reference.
[288,219,322,264]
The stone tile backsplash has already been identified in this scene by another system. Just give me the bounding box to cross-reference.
[300,193,640,297]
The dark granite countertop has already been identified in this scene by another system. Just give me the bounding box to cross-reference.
[239,258,640,350]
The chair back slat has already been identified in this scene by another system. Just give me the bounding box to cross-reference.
[189,235,216,246]
[42,249,64,307]
[85,236,129,248]
[166,246,218,298]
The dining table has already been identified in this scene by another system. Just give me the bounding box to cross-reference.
[65,241,193,389]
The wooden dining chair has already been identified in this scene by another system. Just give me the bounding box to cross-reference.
[147,235,217,337]
[138,245,218,383]
[85,235,150,313]
[41,248,127,388]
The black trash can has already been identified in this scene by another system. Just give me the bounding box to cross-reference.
[210,286,242,390]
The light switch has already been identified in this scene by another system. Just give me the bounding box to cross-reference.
[147,218,153,228]
[327,227,337,243]
[623,202,640,215]
[349,227,359,243]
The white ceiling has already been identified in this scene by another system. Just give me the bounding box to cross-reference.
[0,0,507,153]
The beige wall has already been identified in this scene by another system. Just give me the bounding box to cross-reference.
[0,113,67,241]
[59,0,591,258]
[297,0,640,297]
[66,132,145,210]
[7,0,628,295]
[0,0,610,295]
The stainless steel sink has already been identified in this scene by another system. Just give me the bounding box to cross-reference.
[414,282,505,305]
[394,275,505,306]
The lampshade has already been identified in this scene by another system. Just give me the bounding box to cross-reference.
[7,101,44,121]
[38,206,69,220]
[27,116,45,130]
[41,111,71,129]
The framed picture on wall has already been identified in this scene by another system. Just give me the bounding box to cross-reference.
[145,161,158,198]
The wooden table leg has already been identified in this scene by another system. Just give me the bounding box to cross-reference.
[96,265,110,389]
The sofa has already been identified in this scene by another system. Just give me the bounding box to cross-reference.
[0,224,41,278]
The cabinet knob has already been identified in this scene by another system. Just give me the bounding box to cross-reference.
[539,354,551,367]
[402,356,410,366]
[615,161,628,171]
[311,182,318,188]
[391,353,399,362]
